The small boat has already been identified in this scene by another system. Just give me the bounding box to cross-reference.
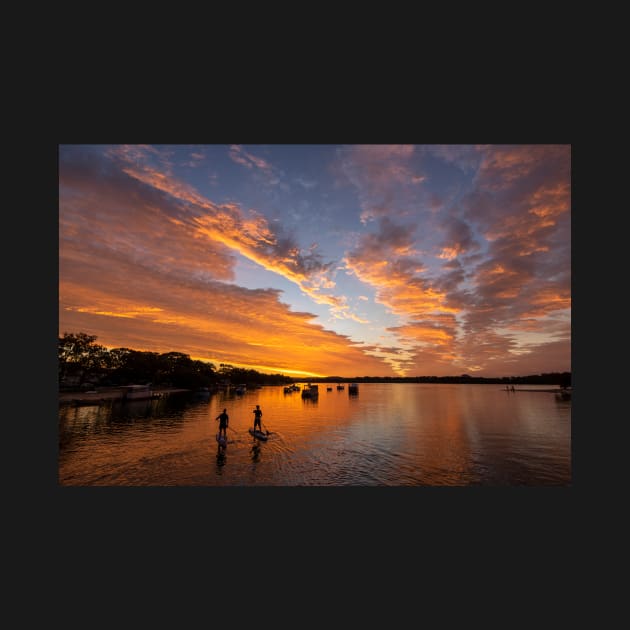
[234,384,246,395]
[301,384,319,399]
[555,387,571,401]
[337,385,344,390]
[121,384,153,400]
[326,386,333,391]
[194,387,211,399]
[348,383,359,395]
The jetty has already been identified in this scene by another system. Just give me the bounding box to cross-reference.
[503,386,572,400]
[59,386,190,406]
[504,388,567,393]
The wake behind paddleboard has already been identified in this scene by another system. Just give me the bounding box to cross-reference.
[249,429,268,441]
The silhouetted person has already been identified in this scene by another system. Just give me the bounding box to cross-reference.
[216,408,229,440]
[253,405,263,432]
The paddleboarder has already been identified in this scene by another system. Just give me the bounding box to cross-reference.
[253,405,263,433]
[216,408,229,440]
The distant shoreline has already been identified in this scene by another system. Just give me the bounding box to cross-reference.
[59,386,191,405]
[300,375,570,386]
[58,381,570,406]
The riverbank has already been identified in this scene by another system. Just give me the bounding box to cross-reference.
[59,386,191,406]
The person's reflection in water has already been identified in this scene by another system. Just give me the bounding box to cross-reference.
[216,443,227,468]
[250,441,261,462]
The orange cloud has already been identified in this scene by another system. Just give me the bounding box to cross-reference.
[110,149,368,317]
[340,145,570,376]
[59,147,391,376]
[345,253,456,318]
[343,217,463,374]
[520,289,571,318]
[60,277,394,377]
[389,322,455,346]
[229,145,273,172]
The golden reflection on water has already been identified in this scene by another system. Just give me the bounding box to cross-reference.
[59,383,571,486]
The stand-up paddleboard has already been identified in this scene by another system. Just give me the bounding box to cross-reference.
[216,433,228,447]
[249,428,268,441]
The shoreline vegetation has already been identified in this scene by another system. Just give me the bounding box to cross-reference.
[59,332,571,395]
[300,374,571,385]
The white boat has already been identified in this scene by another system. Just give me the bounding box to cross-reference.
[122,384,153,400]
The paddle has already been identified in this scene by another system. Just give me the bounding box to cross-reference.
[225,426,243,443]
[261,421,272,435]
[213,425,241,445]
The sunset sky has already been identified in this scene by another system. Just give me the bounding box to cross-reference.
[59,144,571,378]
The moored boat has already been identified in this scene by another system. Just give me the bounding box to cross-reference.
[122,384,153,400]
[555,387,571,401]
[301,384,319,399]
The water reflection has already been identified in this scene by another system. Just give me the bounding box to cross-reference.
[216,443,227,469]
[250,441,261,462]
[58,383,571,486]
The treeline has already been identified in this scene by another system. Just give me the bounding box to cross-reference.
[59,331,571,391]
[59,332,293,390]
[306,373,572,386]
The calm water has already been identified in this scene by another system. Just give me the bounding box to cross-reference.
[58,383,571,486]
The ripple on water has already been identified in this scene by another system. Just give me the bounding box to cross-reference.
[58,384,571,486]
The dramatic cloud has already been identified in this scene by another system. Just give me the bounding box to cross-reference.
[59,148,237,284]
[343,215,458,373]
[59,146,395,376]
[436,218,479,261]
[60,279,391,377]
[106,146,350,309]
[340,144,570,376]
[59,144,570,378]
[335,144,428,223]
